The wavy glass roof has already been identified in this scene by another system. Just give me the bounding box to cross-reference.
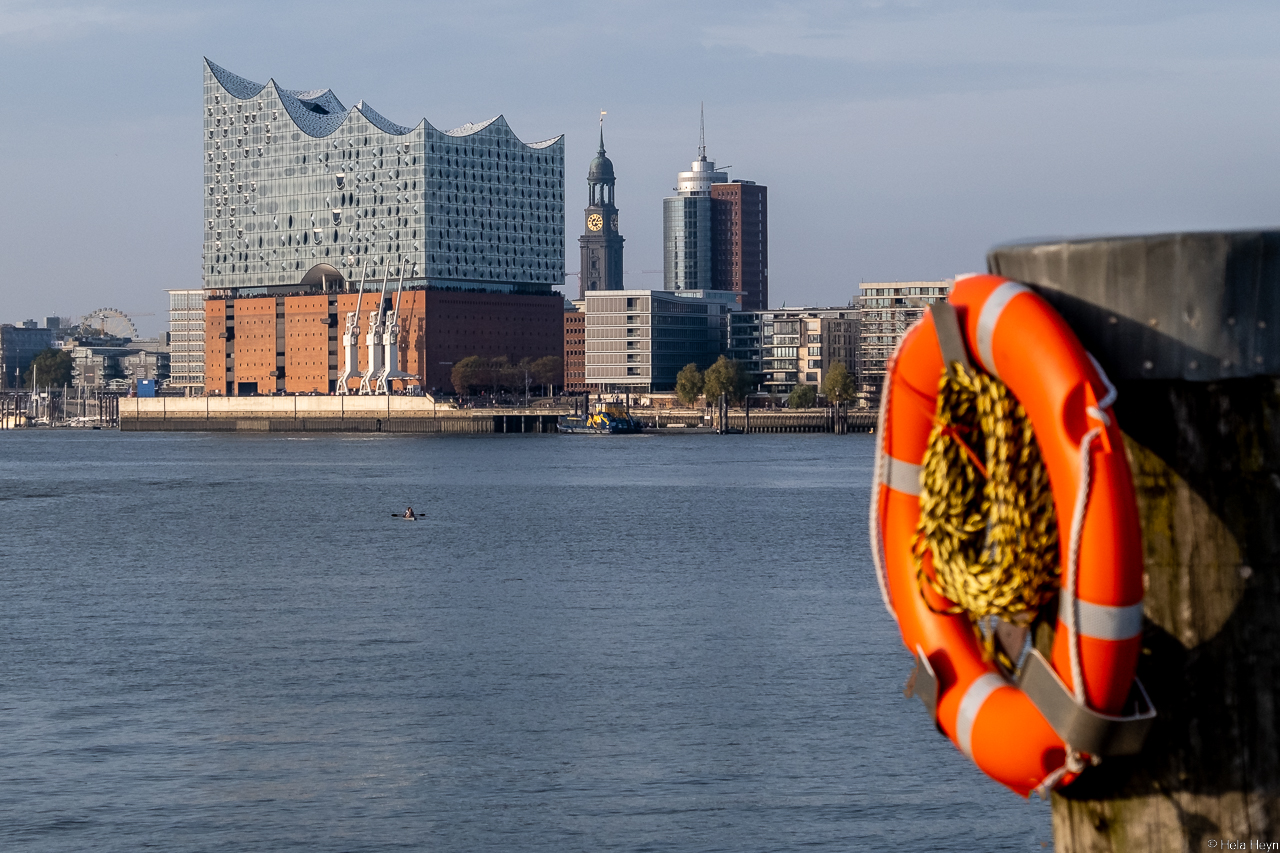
[353,100,414,136]
[206,59,561,148]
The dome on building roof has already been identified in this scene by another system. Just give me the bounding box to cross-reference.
[588,151,614,181]
[588,127,614,182]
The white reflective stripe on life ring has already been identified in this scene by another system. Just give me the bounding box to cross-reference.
[956,672,1007,760]
[976,281,1031,378]
[1065,599,1145,641]
[882,455,922,496]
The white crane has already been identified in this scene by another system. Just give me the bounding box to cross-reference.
[337,264,372,395]
[376,258,418,394]
[358,268,391,395]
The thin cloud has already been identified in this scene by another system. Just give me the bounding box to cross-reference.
[699,1,1277,66]
[0,1,197,41]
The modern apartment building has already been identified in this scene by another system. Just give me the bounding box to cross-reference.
[167,289,205,393]
[584,289,739,392]
[727,308,859,396]
[123,351,171,384]
[858,280,952,407]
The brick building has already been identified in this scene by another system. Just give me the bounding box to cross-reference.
[711,182,768,311]
[205,289,563,396]
[564,303,587,392]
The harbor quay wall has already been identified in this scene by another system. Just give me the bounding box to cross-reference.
[632,410,877,434]
[119,398,876,434]
[118,397,559,434]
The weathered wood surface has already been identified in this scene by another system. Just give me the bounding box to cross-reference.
[987,233,1280,851]
[1049,379,1280,851]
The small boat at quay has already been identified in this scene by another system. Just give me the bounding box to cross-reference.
[558,399,644,435]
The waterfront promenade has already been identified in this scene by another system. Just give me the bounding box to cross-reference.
[118,396,877,434]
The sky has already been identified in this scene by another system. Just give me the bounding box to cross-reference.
[1,0,1278,336]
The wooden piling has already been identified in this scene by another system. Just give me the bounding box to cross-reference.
[990,232,1280,850]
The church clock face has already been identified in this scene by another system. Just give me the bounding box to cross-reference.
[587,213,603,231]
[610,214,619,231]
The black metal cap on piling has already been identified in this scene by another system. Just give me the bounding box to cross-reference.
[988,230,1280,381]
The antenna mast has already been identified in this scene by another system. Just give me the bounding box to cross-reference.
[698,102,706,160]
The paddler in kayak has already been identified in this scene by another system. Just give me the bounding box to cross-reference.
[403,507,416,519]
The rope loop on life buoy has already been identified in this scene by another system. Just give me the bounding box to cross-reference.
[911,362,1060,664]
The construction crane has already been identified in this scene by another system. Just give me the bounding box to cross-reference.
[375,257,418,393]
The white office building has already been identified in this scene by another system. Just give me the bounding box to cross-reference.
[584,289,739,392]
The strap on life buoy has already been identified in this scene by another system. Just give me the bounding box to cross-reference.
[905,642,1155,756]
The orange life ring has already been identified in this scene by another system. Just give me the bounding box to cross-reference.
[870,274,1145,797]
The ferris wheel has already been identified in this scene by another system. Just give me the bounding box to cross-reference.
[81,308,139,340]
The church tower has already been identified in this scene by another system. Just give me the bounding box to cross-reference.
[578,117,624,297]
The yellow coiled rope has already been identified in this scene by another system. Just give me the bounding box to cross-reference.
[911,363,1060,660]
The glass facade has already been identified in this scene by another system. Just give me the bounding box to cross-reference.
[0,325,54,389]
[662,196,711,291]
[727,311,764,382]
[203,60,564,297]
[662,150,725,293]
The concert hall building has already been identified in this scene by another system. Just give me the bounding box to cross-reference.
[201,59,566,395]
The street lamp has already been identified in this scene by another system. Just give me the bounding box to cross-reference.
[439,362,454,404]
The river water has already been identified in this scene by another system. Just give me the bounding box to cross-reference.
[0,431,1052,851]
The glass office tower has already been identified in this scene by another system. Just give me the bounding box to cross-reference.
[203,59,565,296]
[662,150,725,292]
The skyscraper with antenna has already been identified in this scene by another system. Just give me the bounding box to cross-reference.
[662,105,725,292]
[663,105,768,309]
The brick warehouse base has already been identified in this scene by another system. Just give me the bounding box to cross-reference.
[205,289,565,397]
